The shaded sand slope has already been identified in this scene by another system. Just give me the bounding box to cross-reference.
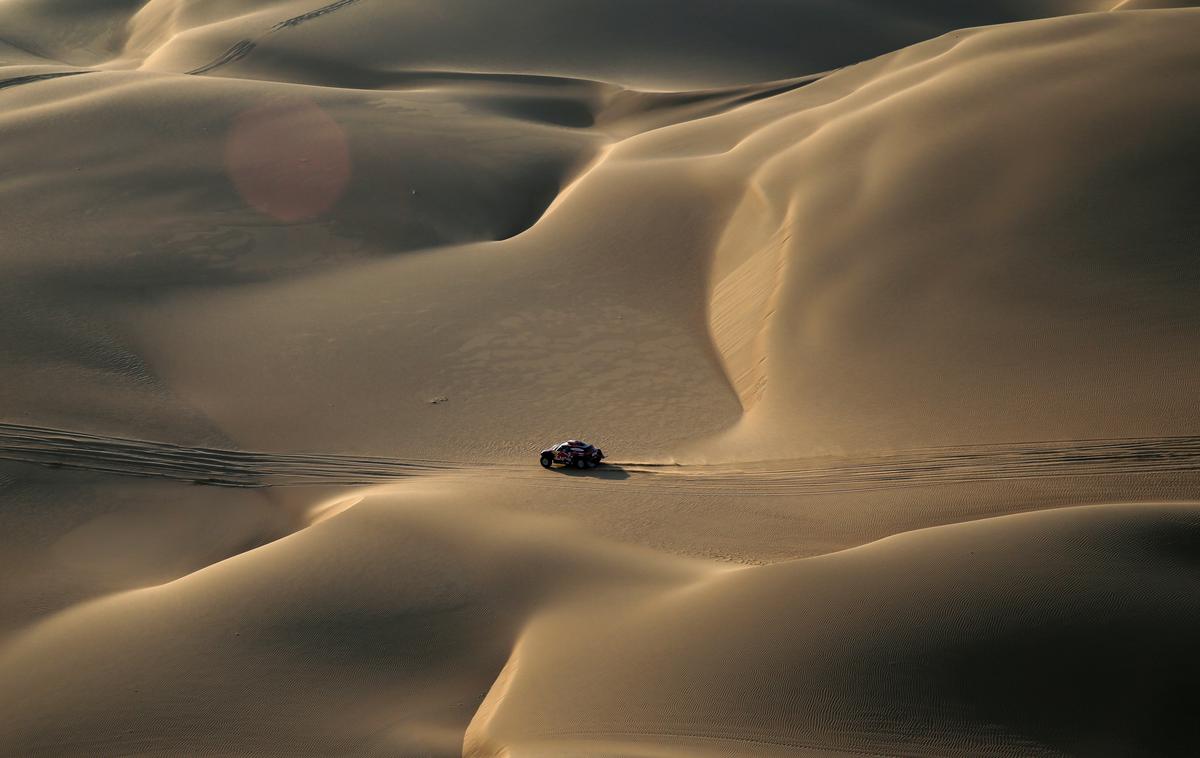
[468,502,1200,757]
[0,69,598,271]
[0,67,606,446]
[0,0,143,66]
[0,460,315,638]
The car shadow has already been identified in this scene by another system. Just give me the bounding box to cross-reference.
[543,463,631,480]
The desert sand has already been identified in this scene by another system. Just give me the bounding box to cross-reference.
[2,1,1199,756]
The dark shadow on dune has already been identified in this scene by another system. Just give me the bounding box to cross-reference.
[543,463,631,481]
[470,95,597,128]
[725,73,829,108]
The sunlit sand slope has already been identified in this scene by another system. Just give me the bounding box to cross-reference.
[688,9,1200,458]
[4,483,1195,756]
[0,486,705,757]
[0,66,608,449]
[0,461,315,638]
[467,503,1200,757]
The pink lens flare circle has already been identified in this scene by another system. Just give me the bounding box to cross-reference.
[225,99,351,222]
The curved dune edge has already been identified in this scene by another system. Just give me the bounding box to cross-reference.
[0,482,709,756]
[4,485,1195,756]
[466,501,1200,757]
[682,8,1200,460]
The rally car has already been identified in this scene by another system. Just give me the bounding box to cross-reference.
[540,440,605,469]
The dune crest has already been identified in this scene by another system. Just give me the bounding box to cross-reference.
[683,9,1200,459]
[466,502,1200,756]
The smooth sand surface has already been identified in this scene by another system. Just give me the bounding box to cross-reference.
[2,2,1199,756]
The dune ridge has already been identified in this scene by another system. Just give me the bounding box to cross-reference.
[4,483,1197,756]
[466,502,1200,756]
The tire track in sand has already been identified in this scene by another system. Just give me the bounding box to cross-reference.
[0,70,92,91]
[597,435,1200,496]
[2,421,1199,494]
[0,422,465,487]
[186,0,364,76]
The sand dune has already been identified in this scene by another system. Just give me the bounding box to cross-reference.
[3,0,1199,756]
[4,477,1197,755]
[0,484,706,756]
[5,7,1197,458]
[3,0,1104,85]
[690,8,1200,459]
[468,502,1200,756]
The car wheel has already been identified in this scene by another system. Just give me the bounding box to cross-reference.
[585,459,596,468]
[574,457,586,469]
[540,456,553,469]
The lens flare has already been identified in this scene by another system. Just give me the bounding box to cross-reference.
[224,99,351,222]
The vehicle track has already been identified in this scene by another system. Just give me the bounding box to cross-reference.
[0,70,92,92]
[0,422,469,487]
[2,422,1199,494]
[186,0,364,76]
[609,434,1200,496]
